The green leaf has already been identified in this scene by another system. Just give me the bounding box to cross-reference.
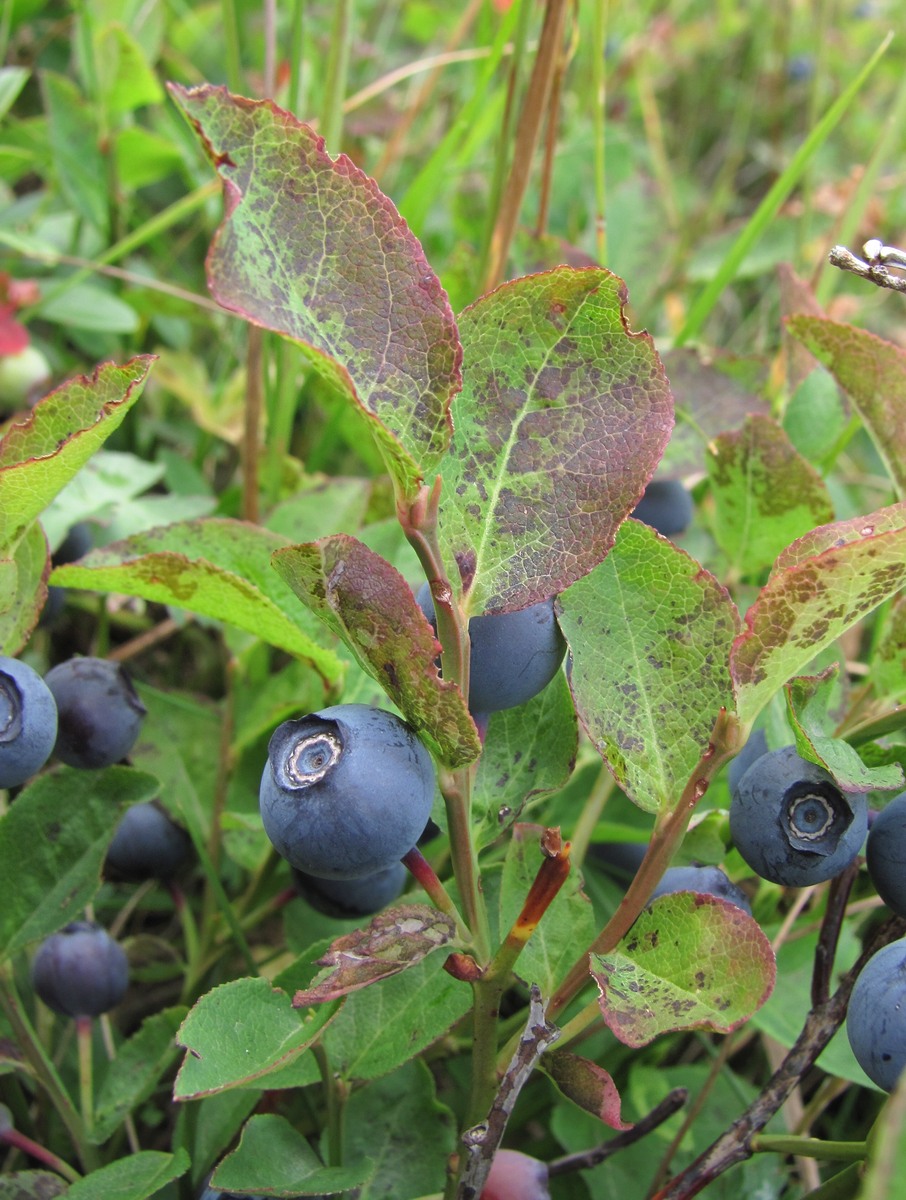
[272,535,479,767]
[167,83,460,501]
[41,449,165,548]
[0,67,29,121]
[39,71,107,232]
[0,767,160,961]
[344,1060,457,1199]
[52,518,343,681]
[473,670,578,847]
[95,24,163,115]
[875,597,906,702]
[36,283,139,334]
[0,520,48,655]
[707,414,834,577]
[115,125,184,190]
[786,669,905,792]
[557,519,740,813]
[172,1090,260,1194]
[859,1068,906,1191]
[212,1115,368,1197]
[788,315,906,498]
[62,1149,189,1200]
[732,507,906,725]
[92,1006,187,1144]
[591,892,775,1048]
[499,825,595,996]
[174,978,341,1099]
[322,952,472,1081]
[0,358,154,554]
[439,268,674,614]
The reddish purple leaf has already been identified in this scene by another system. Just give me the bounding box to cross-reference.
[168,84,460,500]
[543,1049,632,1130]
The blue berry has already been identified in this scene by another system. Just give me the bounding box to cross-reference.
[727,728,768,801]
[292,861,407,918]
[0,656,58,788]
[730,746,867,887]
[866,792,906,916]
[649,864,752,915]
[105,801,192,882]
[416,583,566,714]
[260,705,435,880]
[44,656,147,769]
[847,938,906,1092]
[31,921,128,1018]
[630,478,693,537]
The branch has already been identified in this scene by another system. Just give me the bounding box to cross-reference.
[828,241,906,295]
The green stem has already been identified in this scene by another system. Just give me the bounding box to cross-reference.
[75,1016,94,1143]
[320,0,354,151]
[751,1135,867,1162]
[313,1042,344,1167]
[0,970,96,1170]
[287,0,307,116]
[221,0,243,91]
[568,764,615,869]
[0,1127,81,1183]
[591,0,609,265]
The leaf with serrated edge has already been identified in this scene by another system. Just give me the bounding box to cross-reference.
[174,978,341,1099]
[292,904,457,1005]
[0,357,154,554]
[707,414,834,577]
[168,83,460,500]
[439,267,674,614]
[272,535,480,767]
[542,1049,631,1131]
[592,893,775,1049]
[52,518,342,681]
[732,516,906,725]
[788,315,906,498]
[557,519,740,814]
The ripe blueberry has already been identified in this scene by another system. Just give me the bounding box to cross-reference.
[44,656,147,769]
[727,727,768,801]
[649,864,752,915]
[729,746,867,887]
[291,860,407,918]
[866,791,906,917]
[415,583,566,714]
[105,801,192,882]
[260,704,435,880]
[31,921,128,1018]
[481,1149,550,1199]
[630,478,693,537]
[0,656,58,789]
[847,938,906,1092]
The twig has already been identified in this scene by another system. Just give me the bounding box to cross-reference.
[828,241,906,295]
[812,859,859,1008]
[456,985,560,1200]
[548,1087,688,1177]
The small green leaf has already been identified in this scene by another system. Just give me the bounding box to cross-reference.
[558,519,740,814]
[36,283,139,334]
[707,414,834,577]
[114,125,184,190]
[788,315,906,498]
[875,597,906,702]
[174,978,341,1100]
[0,358,154,555]
[0,520,48,655]
[53,519,343,681]
[168,83,460,500]
[732,508,906,725]
[62,1149,189,1200]
[0,767,160,961]
[272,535,479,767]
[95,24,163,115]
[0,67,29,121]
[212,1115,368,1197]
[439,268,674,614]
[0,1170,68,1198]
[473,671,578,847]
[92,1007,187,1144]
[591,892,775,1048]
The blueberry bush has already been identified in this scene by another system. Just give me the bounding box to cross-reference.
[2,4,906,1199]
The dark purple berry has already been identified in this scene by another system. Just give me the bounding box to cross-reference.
[31,921,128,1017]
